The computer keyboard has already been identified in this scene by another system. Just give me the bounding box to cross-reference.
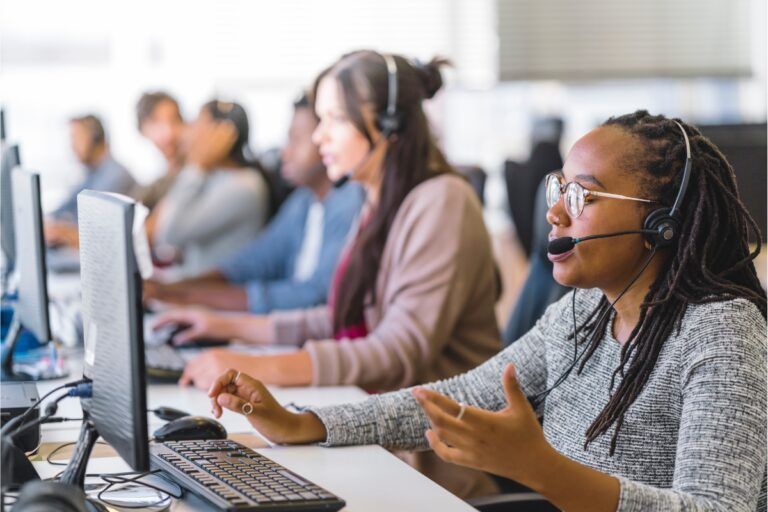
[150,439,345,511]
[145,344,186,381]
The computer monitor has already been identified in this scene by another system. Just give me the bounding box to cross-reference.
[0,168,61,382]
[1,144,21,274]
[62,190,149,486]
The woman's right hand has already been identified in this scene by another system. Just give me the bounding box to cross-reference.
[152,308,231,344]
[186,117,238,171]
[208,369,327,445]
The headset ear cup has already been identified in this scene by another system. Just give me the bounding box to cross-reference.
[376,112,403,138]
[643,207,679,248]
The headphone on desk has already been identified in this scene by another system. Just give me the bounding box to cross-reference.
[641,120,693,248]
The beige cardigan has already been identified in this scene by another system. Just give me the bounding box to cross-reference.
[269,173,501,390]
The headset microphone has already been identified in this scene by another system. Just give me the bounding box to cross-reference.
[548,229,658,255]
[331,136,386,189]
[333,173,352,189]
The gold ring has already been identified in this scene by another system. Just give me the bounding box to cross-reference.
[456,403,467,421]
[241,402,253,415]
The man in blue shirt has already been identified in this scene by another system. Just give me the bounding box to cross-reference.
[45,114,137,247]
[144,94,364,313]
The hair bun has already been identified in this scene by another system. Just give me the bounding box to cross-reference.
[413,57,450,99]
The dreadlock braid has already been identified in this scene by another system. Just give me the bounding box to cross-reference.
[576,110,766,455]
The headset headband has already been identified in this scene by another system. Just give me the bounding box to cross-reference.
[670,120,692,218]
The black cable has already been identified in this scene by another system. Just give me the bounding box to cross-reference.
[7,390,71,439]
[0,378,88,437]
[530,248,658,409]
[46,441,109,466]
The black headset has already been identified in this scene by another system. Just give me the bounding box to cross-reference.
[642,120,692,248]
[375,53,404,138]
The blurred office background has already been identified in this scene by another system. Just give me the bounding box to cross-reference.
[2,0,766,310]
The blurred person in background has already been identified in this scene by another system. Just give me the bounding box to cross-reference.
[150,99,271,277]
[132,91,186,211]
[45,114,137,248]
[144,92,364,313]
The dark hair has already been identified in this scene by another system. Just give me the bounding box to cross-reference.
[293,92,311,111]
[201,100,281,217]
[136,91,181,130]
[313,51,453,331]
[201,100,255,168]
[577,110,766,455]
[69,114,106,146]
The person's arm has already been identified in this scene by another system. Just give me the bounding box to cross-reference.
[242,190,361,313]
[144,270,232,306]
[153,303,333,347]
[608,299,766,511]
[421,299,767,512]
[205,302,553,444]
[302,292,560,449]
[166,283,249,311]
[302,179,496,389]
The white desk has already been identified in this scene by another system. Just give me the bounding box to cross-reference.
[30,356,476,511]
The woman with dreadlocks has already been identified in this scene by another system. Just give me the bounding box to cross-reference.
[208,111,766,510]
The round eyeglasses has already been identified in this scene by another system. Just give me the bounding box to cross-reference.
[545,172,656,218]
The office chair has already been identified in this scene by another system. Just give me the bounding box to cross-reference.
[504,119,564,257]
[455,165,488,205]
[503,178,568,347]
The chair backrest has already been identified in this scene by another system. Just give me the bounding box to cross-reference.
[697,123,766,243]
[454,165,487,205]
[502,178,568,347]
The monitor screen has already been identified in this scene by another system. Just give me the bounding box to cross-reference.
[10,168,51,344]
[1,144,21,268]
[77,190,149,472]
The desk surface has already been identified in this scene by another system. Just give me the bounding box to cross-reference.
[30,354,475,511]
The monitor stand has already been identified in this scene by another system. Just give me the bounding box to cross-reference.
[1,315,69,381]
[58,413,108,512]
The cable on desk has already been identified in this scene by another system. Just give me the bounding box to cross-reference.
[96,469,182,509]
[46,440,109,466]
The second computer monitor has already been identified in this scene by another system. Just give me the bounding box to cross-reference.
[77,190,149,472]
[10,167,51,344]
[1,144,21,270]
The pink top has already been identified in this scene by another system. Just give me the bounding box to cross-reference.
[328,227,369,340]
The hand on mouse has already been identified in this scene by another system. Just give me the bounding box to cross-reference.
[152,308,231,345]
[208,369,327,445]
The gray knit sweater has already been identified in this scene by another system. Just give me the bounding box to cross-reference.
[309,289,767,511]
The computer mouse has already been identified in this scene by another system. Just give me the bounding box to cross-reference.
[152,416,227,442]
[152,406,191,422]
[156,322,230,349]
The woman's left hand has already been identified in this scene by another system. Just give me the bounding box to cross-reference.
[412,363,553,486]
